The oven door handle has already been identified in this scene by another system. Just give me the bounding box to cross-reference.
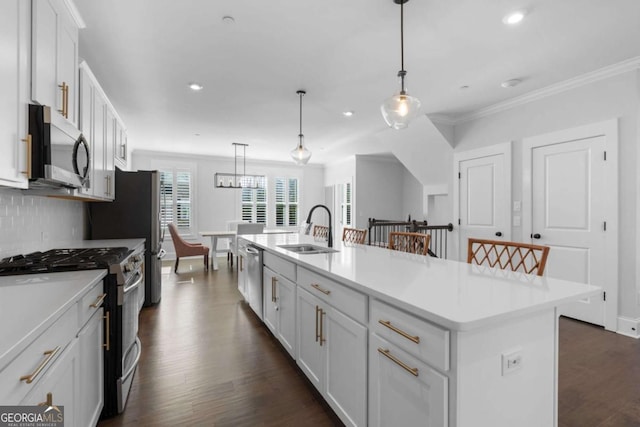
[123,272,143,295]
[122,337,142,383]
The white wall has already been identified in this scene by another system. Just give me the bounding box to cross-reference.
[0,188,84,258]
[133,150,325,255]
[450,70,639,320]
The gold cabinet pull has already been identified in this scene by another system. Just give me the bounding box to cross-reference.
[21,134,32,177]
[315,305,321,343]
[319,308,326,346]
[378,319,420,344]
[103,311,110,351]
[311,283,331,295]
[58,82,68,118]
[20,346,61,384]
[271,277,277,302]
[38,392,55,408]
[378,348,419,377]
[239,256,243,272]
[90,293,107,308]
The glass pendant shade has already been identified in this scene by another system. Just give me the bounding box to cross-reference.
[290,135,311,165]
[381,90,421,130]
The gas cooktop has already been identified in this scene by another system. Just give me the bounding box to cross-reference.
[0,247,131,276]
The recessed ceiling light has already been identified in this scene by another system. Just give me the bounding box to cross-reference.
[501,79,522,88]
[459,85,470,90]
[222,16,235,25]
[503,10,526,25]
[343,111,354,117]
[189,83,203,91]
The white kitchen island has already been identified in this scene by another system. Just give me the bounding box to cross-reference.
[240,233,600,427]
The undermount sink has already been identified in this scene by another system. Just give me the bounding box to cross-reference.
[278,244,338,255]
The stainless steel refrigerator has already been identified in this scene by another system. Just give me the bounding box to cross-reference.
[89,168,163,306]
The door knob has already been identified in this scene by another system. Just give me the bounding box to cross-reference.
[531,233,541,239]
[495,231,502,237]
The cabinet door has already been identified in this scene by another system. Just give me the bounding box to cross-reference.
[276,275,296,358]
[31,0,58,110]
[325,307,367,427]
[104,108,115,199]
[77,65,94,197]
[20,339,80,427]
[77,310,104,427]
[263,268,278,335]
[57,11,78,126]
[296,287,324,391]
[237,254,247,298]
[369,334,448,427]
[0,0,28,188]
[92,91,106,198]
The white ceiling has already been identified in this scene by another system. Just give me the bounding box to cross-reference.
[73,0,640,164]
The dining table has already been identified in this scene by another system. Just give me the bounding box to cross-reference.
[199,228,296,270]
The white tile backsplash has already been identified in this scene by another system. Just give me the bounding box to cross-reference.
[0,188,85,258]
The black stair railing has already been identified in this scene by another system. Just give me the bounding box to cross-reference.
[367,218,454,259]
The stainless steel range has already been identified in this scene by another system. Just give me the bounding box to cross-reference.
[0,245,144,418]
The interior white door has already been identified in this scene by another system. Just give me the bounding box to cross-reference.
[457,149,510,260]
[531,137,607,326]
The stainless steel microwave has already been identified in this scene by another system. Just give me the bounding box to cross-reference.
[28,104,90,189]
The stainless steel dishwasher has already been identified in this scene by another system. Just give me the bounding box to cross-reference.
[246,245,264,320]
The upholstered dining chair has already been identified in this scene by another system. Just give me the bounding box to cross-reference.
[313,225,329,240]
[467,238,550,276]
[167,223,209,273]
[342,227,367,244]
[388,232,430,256]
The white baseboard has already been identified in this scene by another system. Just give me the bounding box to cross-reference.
[617,316,640,339]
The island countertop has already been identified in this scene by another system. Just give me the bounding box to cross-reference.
[240,233,601,331]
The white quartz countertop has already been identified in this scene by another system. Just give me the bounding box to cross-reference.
[0,270,107,369]
[241,233,601,331]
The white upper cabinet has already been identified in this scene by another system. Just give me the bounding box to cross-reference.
[31,0,83,127]
[0,0,30,189]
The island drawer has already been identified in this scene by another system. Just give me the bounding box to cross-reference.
[298,267,367,324]
[371,299,449,372]
[264,252,296,282]
[0,303,77,404]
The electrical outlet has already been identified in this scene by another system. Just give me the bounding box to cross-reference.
[513,215,521,227]
[41,231,50,242]
[513,201,521,212]
[501,350,523,375]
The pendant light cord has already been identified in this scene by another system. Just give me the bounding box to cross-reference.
[400,0,404,72]
[298,91,304,148]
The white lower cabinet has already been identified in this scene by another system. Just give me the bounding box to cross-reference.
[369,333,448,427]
[19,339,80,426]
[297,286,367,427]
[263,266,296,357]
[77,308,104,427]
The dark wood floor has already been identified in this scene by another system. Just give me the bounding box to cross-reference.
[98,259,640,427]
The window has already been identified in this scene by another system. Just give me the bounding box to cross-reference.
[275,177,299,226]
[160,169,193,232]
[241,176,267,224]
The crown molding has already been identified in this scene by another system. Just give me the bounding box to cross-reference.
[456,56,640,124]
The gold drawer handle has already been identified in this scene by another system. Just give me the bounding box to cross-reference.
[378,348,419,377]
[311,283,331,295]
[20,346,61,384]
[21,134,32,177]
[104,311,110,351]
[271,277,277,303]
[90,293,107,308]
[378,319,420,344]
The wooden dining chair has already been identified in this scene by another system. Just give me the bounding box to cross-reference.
[167,223,209,273]
[342,227,367,244]
[313,225,329,240]
[388,232,430,256]
[467,238,550,276]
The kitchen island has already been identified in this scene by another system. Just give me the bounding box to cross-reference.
[240,233,600,427]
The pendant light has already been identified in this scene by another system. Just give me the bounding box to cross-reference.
[381,0,421,130]
[290,90,312,165]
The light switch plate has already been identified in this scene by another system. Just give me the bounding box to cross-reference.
[502,349,523,375]
[513,201,521,212]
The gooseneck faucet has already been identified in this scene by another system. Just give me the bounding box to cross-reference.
[304,204,333,248]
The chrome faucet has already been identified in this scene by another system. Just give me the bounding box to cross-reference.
[304,204,333,248]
